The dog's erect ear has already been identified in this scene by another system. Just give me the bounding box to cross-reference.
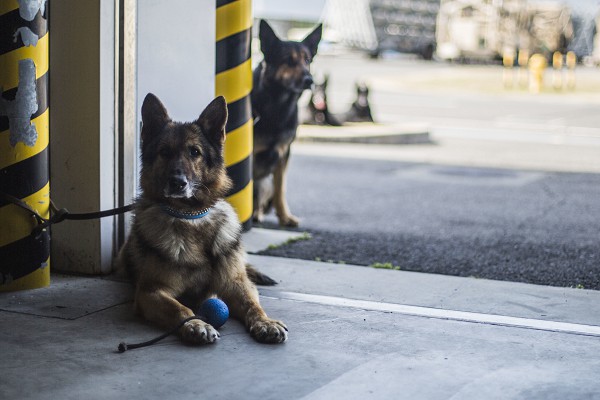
[195,96,228,147]
[302,24,322,58]
[259,20,281,59]
[141,93,170,142]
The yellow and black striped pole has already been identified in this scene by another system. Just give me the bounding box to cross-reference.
[215,0,253,231]
[0,1,50,291]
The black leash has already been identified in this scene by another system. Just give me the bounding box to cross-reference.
[118,316,206,353]
[0,192,133,238]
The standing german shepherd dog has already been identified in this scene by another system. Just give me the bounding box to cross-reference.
[252,20,322,227]
[116,93,287,345]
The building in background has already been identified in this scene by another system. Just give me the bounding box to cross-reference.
[254,0,599,64]
[567,1,599,61]
[436,0,525,61]
[594,13,600,64]
[436,0,573,62]
[523,1,573,56]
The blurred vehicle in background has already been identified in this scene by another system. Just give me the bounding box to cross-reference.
[368,0,440,59]
[323,0,439,59]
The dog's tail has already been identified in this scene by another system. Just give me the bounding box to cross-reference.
[246,264,278,286]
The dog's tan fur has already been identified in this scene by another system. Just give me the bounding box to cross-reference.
[116,94,287,344]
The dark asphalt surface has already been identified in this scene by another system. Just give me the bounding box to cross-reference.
[257,151,600,290]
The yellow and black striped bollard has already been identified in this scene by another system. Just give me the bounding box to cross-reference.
[215,0,253,231]
[0,0,50,291]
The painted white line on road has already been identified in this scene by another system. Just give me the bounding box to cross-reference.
[261,290,600,338]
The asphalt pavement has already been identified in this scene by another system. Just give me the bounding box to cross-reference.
[258,138,600,290]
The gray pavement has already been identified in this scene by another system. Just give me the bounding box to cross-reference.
[258,142,600,290]
[297,123,431,145]
[2,229,600,400]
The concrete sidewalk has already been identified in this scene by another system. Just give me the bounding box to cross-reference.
[2,228,600,400]
[297,123,431,145]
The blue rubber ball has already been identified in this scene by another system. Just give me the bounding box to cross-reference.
[199,298,229,328]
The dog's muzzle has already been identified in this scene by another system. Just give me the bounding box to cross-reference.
[165,175,189,197]
[302,75,314,90]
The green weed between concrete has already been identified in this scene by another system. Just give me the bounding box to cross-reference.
[267,232,312,250]
[370,262,402,271]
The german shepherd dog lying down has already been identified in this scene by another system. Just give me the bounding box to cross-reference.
[252,20,322,227]
[116,93,287,345]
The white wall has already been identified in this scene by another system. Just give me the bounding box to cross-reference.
[137,1,216,125]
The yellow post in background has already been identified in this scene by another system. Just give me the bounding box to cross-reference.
[552,51,563,91]
[528,54,547,94]
[215,0,253,231]
[0,0,50,291]
[517,49,529,89]
[502,49,515,89]
[566,51,577,90]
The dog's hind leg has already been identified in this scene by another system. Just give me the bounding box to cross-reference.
[273,149,299,227]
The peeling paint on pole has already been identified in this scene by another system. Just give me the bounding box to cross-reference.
[14,27,39,46]
[17,0,47,22]
[0,59,39,147]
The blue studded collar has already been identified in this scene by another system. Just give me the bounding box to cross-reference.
[160,204,211,220]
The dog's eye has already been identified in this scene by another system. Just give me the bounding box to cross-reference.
[189,147,201,158]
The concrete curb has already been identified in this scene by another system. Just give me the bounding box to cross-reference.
[297,123,431,145]
[242,227,305,253]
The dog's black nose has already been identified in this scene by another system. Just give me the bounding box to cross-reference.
[302,75,314,89]
[168,176,187,193]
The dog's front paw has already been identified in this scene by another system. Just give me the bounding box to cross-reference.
[279,214,299,227]
[180,319,220,344]
[249,318,288,344]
